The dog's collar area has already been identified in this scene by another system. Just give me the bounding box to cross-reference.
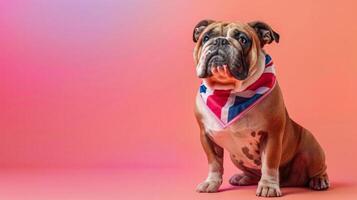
[199,54,276,127]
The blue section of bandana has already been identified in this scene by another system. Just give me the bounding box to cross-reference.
[265,54,272,65]
[227,94,262,122]
[200,84,207,93]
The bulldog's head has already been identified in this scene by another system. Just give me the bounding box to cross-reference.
[193,20,279,90]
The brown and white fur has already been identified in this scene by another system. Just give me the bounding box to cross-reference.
[193,20,329,197]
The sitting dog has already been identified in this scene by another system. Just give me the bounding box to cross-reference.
[193,20,329,197]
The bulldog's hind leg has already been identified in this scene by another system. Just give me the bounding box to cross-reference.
[306,147,329,190]
[284,123,329,190]
[279,152,310,187]
[229,173,260,186]
[280,151,329,190]
[302,130,330,190]
[229,155,261,186]
[309,172,329,190]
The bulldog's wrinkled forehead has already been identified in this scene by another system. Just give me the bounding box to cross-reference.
[202,22,252,38]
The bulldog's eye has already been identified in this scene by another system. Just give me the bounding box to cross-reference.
[235,32,249,46]
[203,35,210,43]
[239,36,247,45]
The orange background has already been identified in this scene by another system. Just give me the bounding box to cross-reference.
[0,0,356,199]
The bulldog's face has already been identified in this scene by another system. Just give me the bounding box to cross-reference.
[193,20,279,83]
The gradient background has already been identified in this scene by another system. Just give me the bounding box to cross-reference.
[0,0,357,199]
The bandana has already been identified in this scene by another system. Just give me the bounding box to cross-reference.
[199,54,276,128]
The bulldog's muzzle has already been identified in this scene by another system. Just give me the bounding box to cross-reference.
[198,36,249,80]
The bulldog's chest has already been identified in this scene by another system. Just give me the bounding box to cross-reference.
[196,95,266,169]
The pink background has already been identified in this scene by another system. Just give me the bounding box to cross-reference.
[0,0,357,199]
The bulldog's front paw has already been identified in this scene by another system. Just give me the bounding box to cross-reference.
[256,179,282,197]
[196,179,222,193]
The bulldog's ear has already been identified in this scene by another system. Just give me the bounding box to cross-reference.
[248,21,280,47]
[193,19,214,43]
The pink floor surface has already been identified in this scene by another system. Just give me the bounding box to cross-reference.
[0,167,356,200]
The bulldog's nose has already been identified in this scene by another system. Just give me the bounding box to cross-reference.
[213,38,229,46]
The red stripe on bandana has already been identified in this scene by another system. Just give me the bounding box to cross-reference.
[206,90,231,119]
[246,72,275,91]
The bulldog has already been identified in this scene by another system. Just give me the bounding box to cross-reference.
[193,20,329,197]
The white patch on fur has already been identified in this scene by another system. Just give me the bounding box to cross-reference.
[196,163,223,193]
[256,151,281,197]
[260,150,279,183]
[261,167,279,183]
[206,171,222,182]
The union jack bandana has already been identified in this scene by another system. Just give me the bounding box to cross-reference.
[199,54,276,128]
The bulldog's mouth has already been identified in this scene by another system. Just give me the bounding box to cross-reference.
[199,48,249,80]
[207,54,226,66]
[203,55,248,81]
[205,50,228,75]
